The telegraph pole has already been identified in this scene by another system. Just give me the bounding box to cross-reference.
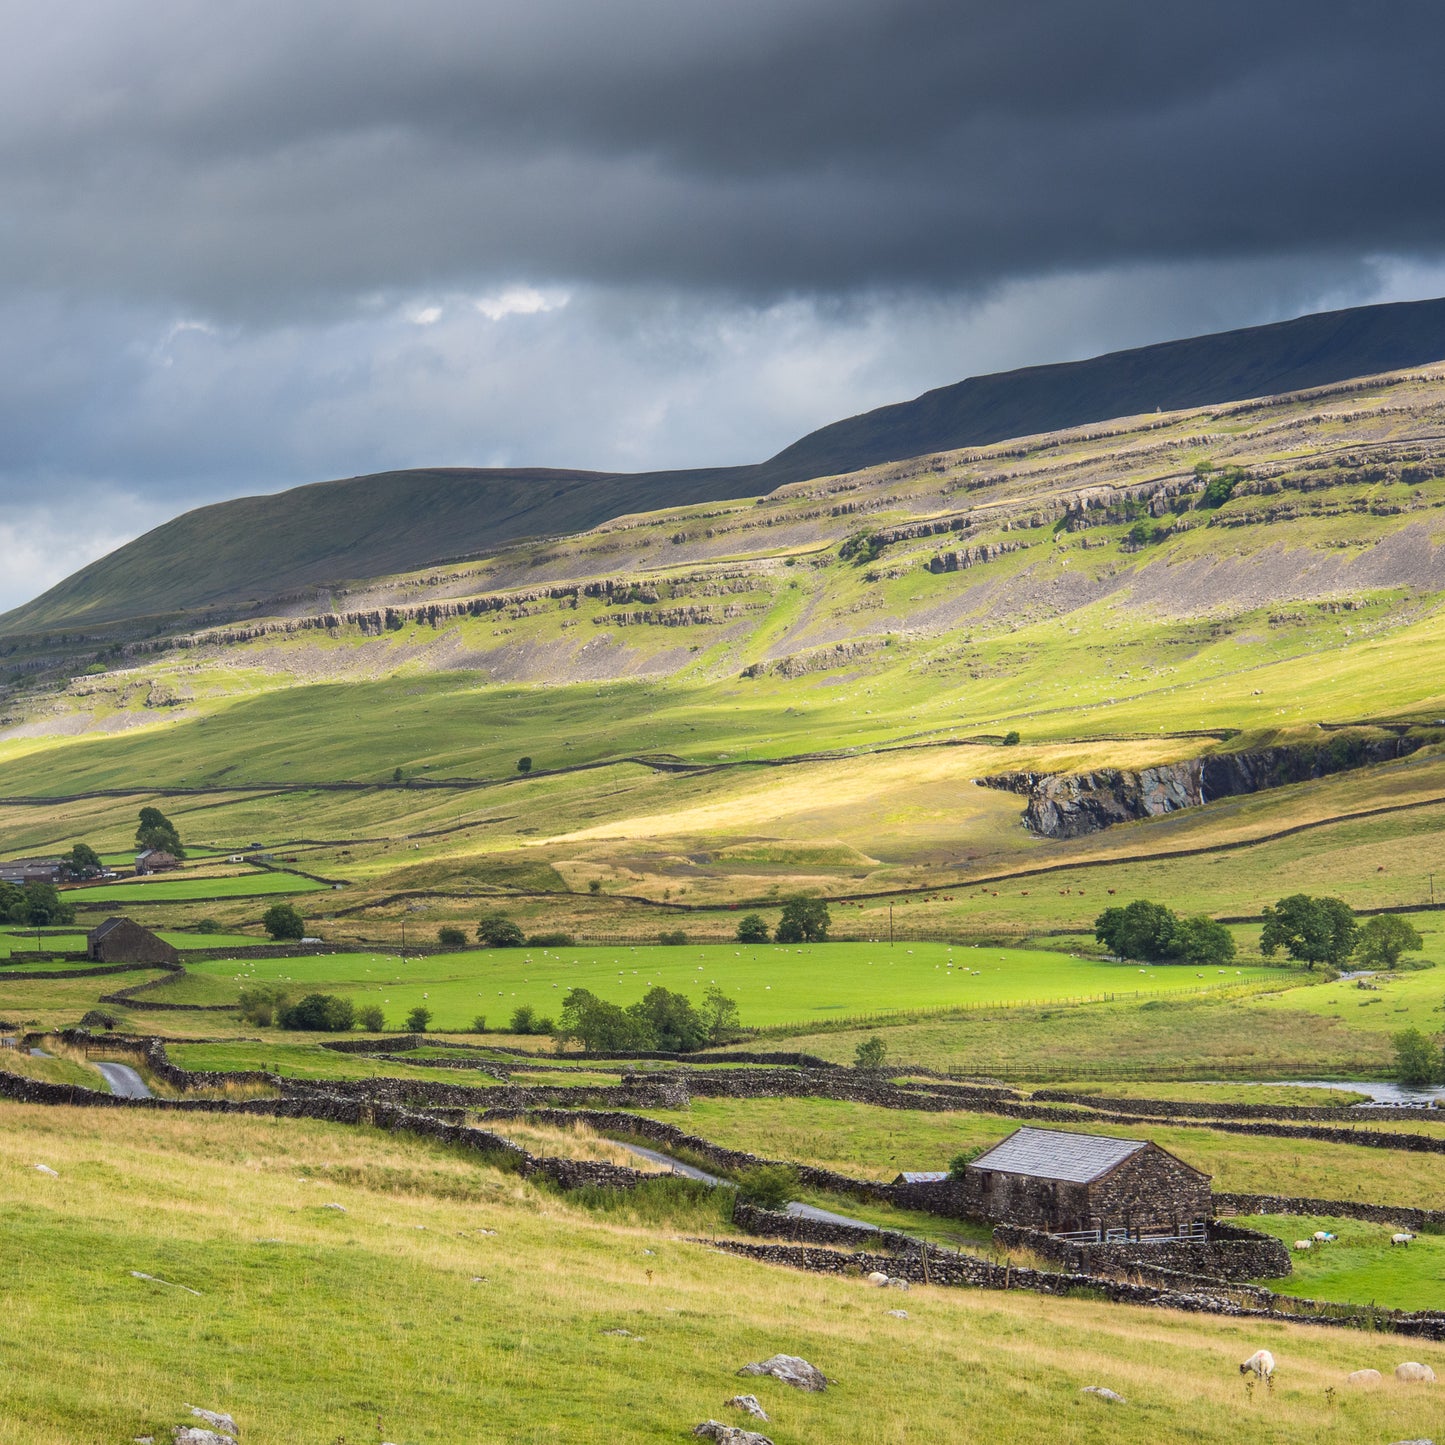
[889,903,894,947]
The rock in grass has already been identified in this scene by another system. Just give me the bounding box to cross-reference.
[1082,1386,1126,1403]
[737,1354,828,1391]
[725,1395,768,1420]
[186,1407,239,1436]
[866,1271,890,1286]
[692,1422,774,1445]
[886,1309,909,1319]
[33,1164,58,1176]
[172,1430,236,1445]
[1395,1362,1437,1383]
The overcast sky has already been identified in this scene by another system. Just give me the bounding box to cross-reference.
[4,0,1445,610]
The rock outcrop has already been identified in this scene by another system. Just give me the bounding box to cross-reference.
[981,735,1429,838]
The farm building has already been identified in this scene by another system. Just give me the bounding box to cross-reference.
[0,858,64,885]
[960,1126,1211,1240]
[87,917,180,966]
[134,849,180,875]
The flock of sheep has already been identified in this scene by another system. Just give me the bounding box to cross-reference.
[1240,1350,1436,1386]
[1290,1228,1415,1250]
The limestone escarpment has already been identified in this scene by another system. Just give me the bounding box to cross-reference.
[980,735,1430,838]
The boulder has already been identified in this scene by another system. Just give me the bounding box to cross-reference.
[737,1354,828,1392]
[172,1431,235,1445]
[693,1423,774,1445]
[725,1395,768,1420]
[866,1271,890,1287]
[1082,1386,1126,1404]
[186,1407,238,1436]
[1395,1362,1436,1384]
[886,1309,909,1319]
[1345,1369,1383,1386]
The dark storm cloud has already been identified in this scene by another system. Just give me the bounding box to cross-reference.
[4,0,1445,611]
[2,0,1443,312]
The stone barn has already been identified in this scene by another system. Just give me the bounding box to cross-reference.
[962,1126,1211,1240]
[87,917,180,967]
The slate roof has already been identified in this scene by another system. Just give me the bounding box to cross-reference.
[895,1171,949,1185]
[89,917,127,941]
[968,1126,1149,1184]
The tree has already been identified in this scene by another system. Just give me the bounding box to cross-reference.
[357,1004,386,1032]
[65,842,101,876]
[628,986,706,1052]
[392,766,404,783]
[588,879,603,895]
[195,917,221,934]
[1002,730,1021,746]
[279,993,354,1031]
[528,931,575,947]
[1356,914,1425,969]
[775,895,830,944]
[262,903,305,941]
[656,929,688,946]
[736,913,770,944]
[405,1006,432,1032]
[12,882,75,927]
[517,757,533,773]
[1393,1028,1441,1087]
[854,1035,887,1072]
[699,985,741,1044]
[1260,894,1357,969]
[470,1015,488,1033]
[947,1147,985,1177]
[476,912,525,947]
[135,806,185,860]
[1094,899,1178,961]
[735,1164,798,1211]
[1172,915,1237,966]
[553,988,648,1052]
[238,983,289,1027]
[437,925,467,950]
[510,1004,540,1034]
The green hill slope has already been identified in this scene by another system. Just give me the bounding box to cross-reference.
[8,295,1445,634]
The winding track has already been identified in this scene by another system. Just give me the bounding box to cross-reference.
[94,1062,152,1099]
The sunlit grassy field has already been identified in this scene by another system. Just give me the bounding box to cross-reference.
[177,941,1283,1032]
[1244,1215,1445,1312]
[2,1099,1441,1445]
[65,871,327,904]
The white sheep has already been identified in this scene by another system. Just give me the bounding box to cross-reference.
[1391,1232,1414,1246]
[1240,1350,1275,1380]
[1312,1230,1335,1243]
[1394,1361,1436,1383]
[1292,1239,1313,1251]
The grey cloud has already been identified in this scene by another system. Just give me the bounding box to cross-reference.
[2,2,1443,313]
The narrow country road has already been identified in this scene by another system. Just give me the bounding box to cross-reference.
[94,1062,152,1099]
[614,1141,880,1231]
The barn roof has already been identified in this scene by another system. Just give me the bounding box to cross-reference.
[894,1171,949,1184]
[968,1126,1149,1184]
[89,917,128,941]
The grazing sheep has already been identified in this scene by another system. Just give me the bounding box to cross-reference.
[1394,1362,1436,1384]
[1240,1350,1275,1380]
[1345,1369,1383,1387]
[1391,1232,1415,1247]
[1312,1230,1336,1242]
[1292,1239,1313,1251]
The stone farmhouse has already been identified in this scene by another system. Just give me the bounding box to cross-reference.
[134,849,180,875]
[87,917,180,966]
[958,1126,1211,1240]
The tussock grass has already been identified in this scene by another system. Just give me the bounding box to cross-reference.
[1,1099,1442,1443]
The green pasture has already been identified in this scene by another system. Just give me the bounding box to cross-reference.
[1244,1215,1445,1312]
[0,927,258,957]
[182,941,1282,1031]
[166,1039,507,1087]
[2,1102,1438,1444]
[634,1096,1445,1209]
[1257,964,1445,1034]
[65,871,328,904]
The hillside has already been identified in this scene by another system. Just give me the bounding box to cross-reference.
[9,295,1445,634]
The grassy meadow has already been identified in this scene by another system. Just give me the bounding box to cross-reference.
[3,1099,1442,1445]
[179,941,1284,1032]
